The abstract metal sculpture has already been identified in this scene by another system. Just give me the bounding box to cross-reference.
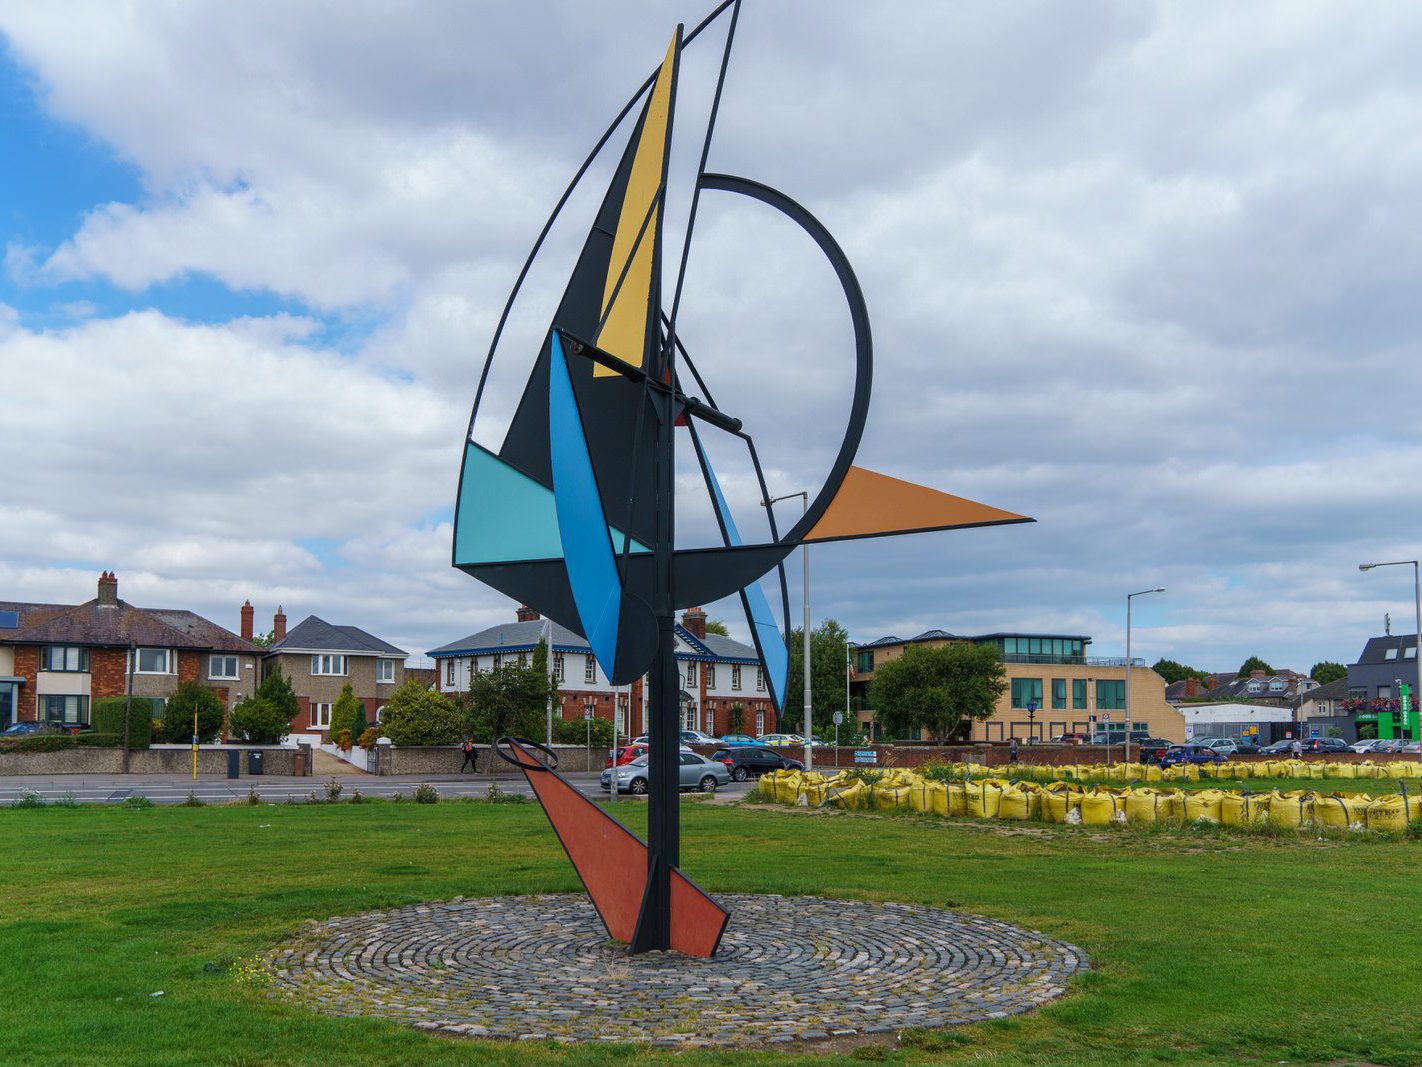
[458,1,1031,955]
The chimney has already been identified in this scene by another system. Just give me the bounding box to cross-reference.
[97,570,118,607]
[1250,669,1267,679]
[515,604,540,623]
[1185,677,1200,697]
[273,606,287,642]
[240,600,254,641]
[681,606,707,640]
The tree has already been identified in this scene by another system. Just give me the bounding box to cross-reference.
[351,705,369,740]
[1237,655,1275,676]
[329,683,361,741]
[1310,661,1347,685]
[465,656,552,744]
[1151,658,1209,685]
[378,680,464,746]
[228,697,291,744]
[870,642,1007,744]
[254,666,299,726]
[704,619,730,637]
[727,702,746,735]
[784,619,851,738]
[248,630,275,648]
[163,681,224,743]
[555,715,614,747]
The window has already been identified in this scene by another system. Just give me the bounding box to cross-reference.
[445,660,455,686]
[755,708,765,734]
[553,653,565,682]
[493,653,503,670]
[377,659,396,683]
[1051,678,1067,710]
[1407,647,1418,659]
[756,668,765,691]
[684,661,696,685]
[135,647,171,674]
[705,703,715,734]
[1379,685,1393,700]
[705,664,716,688]
[584,655,596,683]
[311,702,332,728]
[855,650,874,673]
[1350,686,1369,699]
[1010,678,1043,709]
[1385,647,1399,660]
[42,695,88,725]
[374,705,385,723]
[41,646,88,672]
[209,655,239,680]
[1246,680,1262,693]
[311,654,346,676]
[732,665,742,691]
[1269,679,1285,692]
[1095,679,1126,710]
[1072,679,1087,710]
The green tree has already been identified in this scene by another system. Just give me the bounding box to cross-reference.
[162,681,225,743]
[466,655,552,744]
[89,696,154,747]
[228,697,291,744]
[554,715,614,747]
[727,701,746,735]
[704,619,730,637]
[329,683,361,741]
[351,705,369,739]
[378,680,463,746]
[254,666,299,725]
[1151,658,1209,685]
[1310,661,1347,685]
[1237,655,1275,676]
[784,619,851,738]
[870,642,1007,744]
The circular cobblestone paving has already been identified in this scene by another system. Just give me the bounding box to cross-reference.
[264,894,1087,1046]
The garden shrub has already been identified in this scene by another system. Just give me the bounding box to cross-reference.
[351,706,368,740]
[329,684,361,742]
[228,697,290,744]
[162,681,224,744]
[90,697,154,747]
[378,681,463,746]
[74,733,122,747]
[1,736,77,753]
[335,728,353,752]
[413,782,439,804]
[357,727,379,751]
[254,667,300,724]
[554,715,614,747]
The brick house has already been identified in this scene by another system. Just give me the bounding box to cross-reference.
[258,610,408,740]
[0,572,261,728]
[428,605,778,738]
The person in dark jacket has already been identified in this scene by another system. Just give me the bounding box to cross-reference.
[1008,737,1020,763]
[460,737,478,773]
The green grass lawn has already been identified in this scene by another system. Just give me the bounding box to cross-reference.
[2,797,1419,1066]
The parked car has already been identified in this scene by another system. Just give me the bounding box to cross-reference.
[679,729,720,746]
[1400,741,1422,754]
[756,733,805,748]
[1259,740,1297,755]
[1135,737,1175,763]
[1159,744,1227,768]
[1298,737,1350,754]
[600,751,730,795]
[1052,732,1089,744]
[0,721,63,736]
[718,733,758,746]
[710,745,804,781]
[1201,738,1239,756]
[1229,737,1262,755]
[1350,738,1395,754]
[604,744,649,769]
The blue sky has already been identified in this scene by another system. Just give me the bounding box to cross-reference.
[3,2,1422,675]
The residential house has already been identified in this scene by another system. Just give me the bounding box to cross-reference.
[259,609,408,741]
[850,629,1186,743]
[1195,669,1317,707]
[428,605,778,738]
[0,572,261,728]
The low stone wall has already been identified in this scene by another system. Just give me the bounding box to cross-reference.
[0,745,304,777]
[377,744,611,777]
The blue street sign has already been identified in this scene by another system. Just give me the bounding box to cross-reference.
[854,749,877,765]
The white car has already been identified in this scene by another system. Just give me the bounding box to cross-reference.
[1202,738,1239,755]
[1350,738,1392,754]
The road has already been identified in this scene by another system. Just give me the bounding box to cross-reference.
[0,770,759,806]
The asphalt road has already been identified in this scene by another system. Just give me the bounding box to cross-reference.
[0,771,758,806]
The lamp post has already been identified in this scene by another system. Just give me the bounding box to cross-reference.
[1360,560,1421,740]
[1125,587,1165,764]
[764,489,811,772]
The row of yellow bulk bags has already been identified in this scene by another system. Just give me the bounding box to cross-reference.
[1221,792,1269,827]
[1268,790,1314,829]
[829,779,864,809]
[1366,794,1415,832]
[1078,792,1118,825]
[1314,793,1373,829]
[997,785,1041,820]
[1183,790,1226,824]
[1040,787,1082,823]
[875,782,911,810]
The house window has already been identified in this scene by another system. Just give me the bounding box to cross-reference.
[1072,679,1087,710]
[374,705,385,723]
[682,699,697,731]
[705,664,716,688]
[1384,648,1399,660]
[445,660,455,686]
[311,702,332,728]
[135,648,171,674]
[1010,678,1043,709]
[1379,685,1393,700]
[732,665,742,691]
[311,654,346,676]
[493,653,503,669]
[706,702,716,734]
[209,655,239,680]
[41,646,88,672]
[377,659,397,683]
[755,708,765,735]
[756,668,765,691]
[1406,647,1418,658]
[855,650,874,673]
[1051,678,1067,710]
[684,661,696,685]
[584,655,596,683]
[1350,686,1369,699]
[42,694,89,725]
[553,653,565,682]
[1095,679,1126,710]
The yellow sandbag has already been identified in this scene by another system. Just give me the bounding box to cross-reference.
[965,779,1003,819]
[1184,789,1225,824]
[1157,789,1185,825]
[1330,761,1356,780]
[1123,790,1160,825]
[1039,787,1075,823]
[1366,794,1414,832]
[1221,792,1268,827]
[829,779,864,809]
[945,781,968,816]
[923,780,948,816]
[1079,792,1117,826]
[1267,790,1314,829]
[803,781,828,806]
[997,786,1038,821]
[1142,763,1163,782]
[874,783,910,810]
[1314,792,1372,829]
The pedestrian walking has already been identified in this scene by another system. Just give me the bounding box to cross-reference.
[1008,736,1019,764]
[460,737,478,773]
[1290,736,1302,759]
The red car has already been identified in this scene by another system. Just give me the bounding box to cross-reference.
[604,744,649,769]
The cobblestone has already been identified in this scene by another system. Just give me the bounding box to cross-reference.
[263,894,1086,1045]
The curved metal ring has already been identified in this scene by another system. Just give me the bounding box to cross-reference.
[494,736,561,772]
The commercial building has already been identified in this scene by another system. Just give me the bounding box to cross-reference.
[1344,633,1420,740]
[850,629,1185,743]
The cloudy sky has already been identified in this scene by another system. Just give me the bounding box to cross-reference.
[3,1,1420,674]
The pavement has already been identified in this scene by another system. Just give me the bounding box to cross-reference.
[0,770,757,806]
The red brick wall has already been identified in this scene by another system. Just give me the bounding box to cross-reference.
[294,696,310,733]
[90,648,127,700]
[177,651,200,685]
[12,646,37,721]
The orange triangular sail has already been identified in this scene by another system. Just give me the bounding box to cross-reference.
[803,465,1031,543]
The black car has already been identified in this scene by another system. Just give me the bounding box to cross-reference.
[710,746,803,781]
[1135,737,1174,763]
[1230,738,1261,755]
[1259,739,1296,755]
[1298,737,1350,754]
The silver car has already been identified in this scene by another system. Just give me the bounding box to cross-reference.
[600,751,730,795]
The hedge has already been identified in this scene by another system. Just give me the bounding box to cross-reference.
[90,697,153,748]
[0,733,122,753]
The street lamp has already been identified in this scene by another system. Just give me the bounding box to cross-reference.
[1126,587,1166,764]
[1360,560,1421,740]
[764,490,812,772]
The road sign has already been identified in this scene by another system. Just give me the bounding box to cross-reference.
[583,707,594,720]
[1102,713,1111,722]
[833,711,844,726]
[854,749,877,765]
